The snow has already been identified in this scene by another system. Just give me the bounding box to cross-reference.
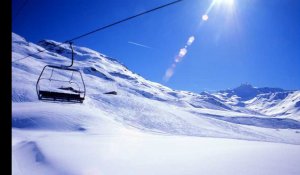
[12,32,300,174]
[245,91,300,119]
[12,129,300,175]
[212,85,300,119]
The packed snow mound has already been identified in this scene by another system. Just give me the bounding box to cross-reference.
[12,130,300,175]
[12,32,300,144]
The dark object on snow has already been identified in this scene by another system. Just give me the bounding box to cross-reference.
[36,42,86,103]
[104,91,117,95]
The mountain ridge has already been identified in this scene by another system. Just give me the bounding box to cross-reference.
[35,38,300,118]
[12,32,300,145]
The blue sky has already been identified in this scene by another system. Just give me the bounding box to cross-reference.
[12,0,300,92]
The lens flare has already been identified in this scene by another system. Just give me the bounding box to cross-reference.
[179,48,187,57]
[202,14,209,21]
[164,0,237,82]
[187,36,195,45]
[163,36,196,82]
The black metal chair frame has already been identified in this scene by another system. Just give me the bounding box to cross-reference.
[36,42,86,103]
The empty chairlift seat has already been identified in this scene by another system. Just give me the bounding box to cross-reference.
[36,42,86,103]
[36,65,86,103]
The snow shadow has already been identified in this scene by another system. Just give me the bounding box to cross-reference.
[200,114,300,129]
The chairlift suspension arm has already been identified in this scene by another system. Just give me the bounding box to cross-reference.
[66,42,74,67]
[69,71,74,82]
[49,68,54,80]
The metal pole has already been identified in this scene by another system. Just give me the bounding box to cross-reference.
[67,42,74,67]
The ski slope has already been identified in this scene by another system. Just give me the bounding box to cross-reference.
[12,128,300,175]
[12,33,300,174]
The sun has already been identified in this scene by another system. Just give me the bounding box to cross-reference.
[205,0,235,16]
[224,0,234,6]
[216,0,234,6]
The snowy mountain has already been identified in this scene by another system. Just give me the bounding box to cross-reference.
[12,33,300,175]
[245,91,300,119]
[12,32,300,141]
[212,83,300,119]
[218,83,285,101]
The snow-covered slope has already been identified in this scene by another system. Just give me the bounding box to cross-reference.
[12,33,300,174]
[245,91,300,119]
[212,84,300,119]
[12,32,300,142]
[12,129,300,175]
[217,83,285,101]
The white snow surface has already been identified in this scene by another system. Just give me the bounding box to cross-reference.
[12,33,300,175]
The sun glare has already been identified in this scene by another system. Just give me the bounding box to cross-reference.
[224,0,234,6]
[205,0,235,17]
[216,0,234,6]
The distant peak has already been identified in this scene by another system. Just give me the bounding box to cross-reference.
[236,83,254,89]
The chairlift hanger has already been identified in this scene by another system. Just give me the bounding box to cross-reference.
[33,0,183,103]
[36,42,86,103]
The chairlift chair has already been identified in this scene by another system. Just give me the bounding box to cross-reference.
[36,42,86,103]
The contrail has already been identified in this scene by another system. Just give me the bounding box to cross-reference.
[128,41,152,49]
